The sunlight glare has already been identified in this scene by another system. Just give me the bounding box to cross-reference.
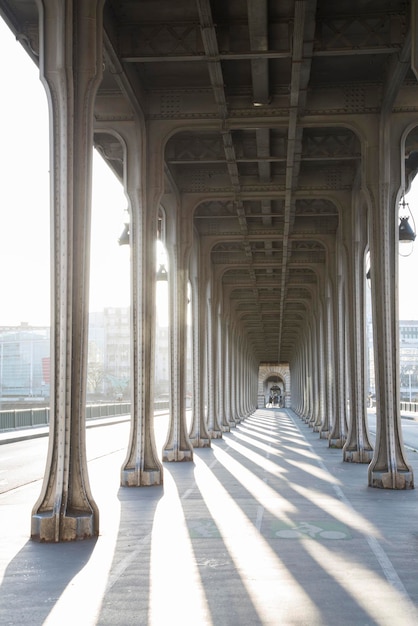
[42,458,122,626]
[285,459,342,485]
[290,483,380,538]
[149,471,211,626]
[303,540,418,624]
[193,455,321,624]
[212,443,295,521]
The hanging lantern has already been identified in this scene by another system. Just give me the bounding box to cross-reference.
[399,216,416,242]
[398,196,416,257]
[118,223,130,246]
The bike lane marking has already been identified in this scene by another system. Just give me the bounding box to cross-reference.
[287,408,413,601]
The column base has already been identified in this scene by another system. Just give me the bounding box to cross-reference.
[189,436,211,448]
[343,448,374,463]
[31,511,98,543]
[162,448,194,462]
[121,467,163,487]
[319,429,329,439]
[328,437,345,449]
[210,429,223,439]
[368,469,414,490]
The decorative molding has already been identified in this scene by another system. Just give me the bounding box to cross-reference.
[95,113,135,122]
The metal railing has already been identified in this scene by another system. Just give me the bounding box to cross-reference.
[0,400,170,432]
[400,401,418,413]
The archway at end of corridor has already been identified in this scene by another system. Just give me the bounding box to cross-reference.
[257,362,291,409]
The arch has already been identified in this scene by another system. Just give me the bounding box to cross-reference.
[257,362,291,408]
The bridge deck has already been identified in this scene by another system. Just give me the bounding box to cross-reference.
[1,409,418,625]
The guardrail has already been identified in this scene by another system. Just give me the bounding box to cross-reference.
[400,402,418,413]
[0,400,170,432]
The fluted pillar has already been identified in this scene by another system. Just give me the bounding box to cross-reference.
[223,319,235,426]
[206,293,223,438]
[229,323,239,423]
[367,118,413,489]
[301,334,310,421]
[329,245,347,448]
[309,314,321,429]
[319,296,328,432]
[319,286,334,438]
[343,193,373,463]
[162,210,194,462]
[31,0,104,542]
[217,311,231,431]
[313,302,326,433]
[120,122,163,486]
[188,242,211,447]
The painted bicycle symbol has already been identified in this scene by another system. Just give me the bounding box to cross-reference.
[275,521,348,540]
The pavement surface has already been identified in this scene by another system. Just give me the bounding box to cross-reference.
[1,408,418,625]
[0,413,132,445]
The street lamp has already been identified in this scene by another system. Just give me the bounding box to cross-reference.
[118,208,130,246]
[399,196,416,257]
[156,263,168,281]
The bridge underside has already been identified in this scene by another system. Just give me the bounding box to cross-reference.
[0,0,417,543]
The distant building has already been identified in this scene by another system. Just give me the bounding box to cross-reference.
[155,325,169,396]
[88,307,170,401]
[102,307,130,400]
[399,320,418,401]
[0,308,179,403]
[0,324,50,398]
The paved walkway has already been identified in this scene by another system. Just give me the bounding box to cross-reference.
[1,408,418,625]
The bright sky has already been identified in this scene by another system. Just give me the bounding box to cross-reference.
[0,17,130,326]
[0,16,417,326]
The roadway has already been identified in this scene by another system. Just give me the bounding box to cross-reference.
[0,413,172,495]
[3,408,418,625]
[367,410,418,452]
[1,410,418,495]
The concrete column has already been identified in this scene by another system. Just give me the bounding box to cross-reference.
[236,333,244,420]
[301,334,310,421]
[312,312,323,429]
[31,0,104,542]
[314,297,327,433]
[162,211,194,462]
[229,323,239,422]
[319,286,334,438]
[298,352,304,414]
[217,310,231,431]
[343,194,373,463]
[308,323,316,425]
[329,245,347,448]
[246,352,251,415]
[367,119,413,489]
[206,293,223,438]
[297,355,303,414]
[290,352,297,413]
[229,321,239,425]
[304,324,313,424]
[241,337,248,415]
[120,122,163,486]
[188,243,211,447]
[223,319,235,426]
